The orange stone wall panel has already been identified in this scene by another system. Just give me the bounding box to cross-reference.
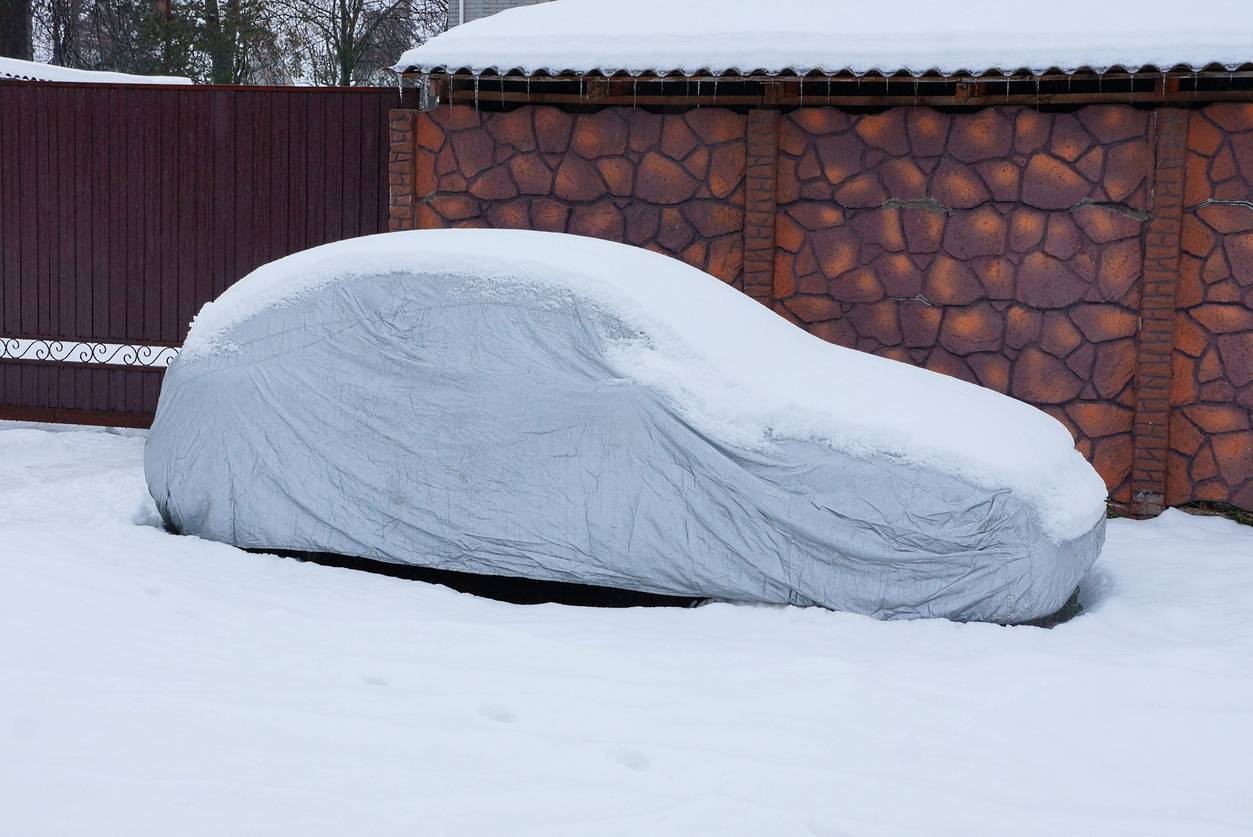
[413,106,747,287]
[400,102,1253,515]
[1170,105,1253,511]
[774,105,1155,504]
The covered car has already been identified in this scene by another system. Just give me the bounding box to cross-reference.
[146,229,1107,622]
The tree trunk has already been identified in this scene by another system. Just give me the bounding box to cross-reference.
[0,0,33,60]
[202,0,236,83]
[337,0,354,85]
[49,0,83,66]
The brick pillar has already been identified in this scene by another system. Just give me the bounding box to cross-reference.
[1129,109,1189,517]
[388,109,419,231]
[742,109,779,306]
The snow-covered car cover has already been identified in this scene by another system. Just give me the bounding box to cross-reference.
[146,229,1107,622]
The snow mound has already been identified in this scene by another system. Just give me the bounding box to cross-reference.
[394,0,1253,77]
[181,228,1108,543]
[4,423,1253,835]
[0,56,191,85]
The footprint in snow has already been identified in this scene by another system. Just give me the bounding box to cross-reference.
[479,703,517,723]
[610,747,651,772]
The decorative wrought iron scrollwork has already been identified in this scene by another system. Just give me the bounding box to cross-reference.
[1,337,179,368]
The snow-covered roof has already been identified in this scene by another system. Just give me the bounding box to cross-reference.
[395,0,1253,78]
[0,56,191,85]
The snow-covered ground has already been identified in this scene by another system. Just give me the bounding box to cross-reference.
[2,421,1251,836]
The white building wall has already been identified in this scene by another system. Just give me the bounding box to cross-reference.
[450,0,548,26]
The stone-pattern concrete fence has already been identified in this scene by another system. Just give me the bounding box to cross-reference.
[388,103,1253,516]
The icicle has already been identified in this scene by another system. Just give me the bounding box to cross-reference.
[632,77,638,109]
[826,76,831,105]
[696,77,701,108]
[473,73,480,111]
[712,77,718,107]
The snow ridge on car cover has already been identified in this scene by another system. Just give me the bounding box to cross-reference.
[148,229,1106,621]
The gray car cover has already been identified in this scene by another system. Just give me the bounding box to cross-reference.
[147,262,1105,622]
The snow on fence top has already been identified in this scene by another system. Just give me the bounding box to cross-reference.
[394,0,1253,78]
[182,228,1109,542]
[0,56,192,85]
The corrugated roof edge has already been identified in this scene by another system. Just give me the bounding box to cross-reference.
[0,57,192,85]
[394,62,1253,78]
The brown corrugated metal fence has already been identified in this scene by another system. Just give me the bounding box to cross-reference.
[0,81,396,426]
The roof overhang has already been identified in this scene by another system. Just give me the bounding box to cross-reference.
[401,66,1253,110]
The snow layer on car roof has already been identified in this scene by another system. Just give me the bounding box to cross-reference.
[180,228,1108,543]
[394,0,1253,78]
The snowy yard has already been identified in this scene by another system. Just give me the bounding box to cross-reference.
[2,421,1252,837]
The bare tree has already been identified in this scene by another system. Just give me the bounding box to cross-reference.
[28,0,84,64]
[23,0,444,84]
[45,0,83,64]
[73,0,194,76]
[198,0,287,83]
[27,0,286,82]
[282,0,445,86]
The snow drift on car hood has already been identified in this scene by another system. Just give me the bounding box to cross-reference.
[149,229,1106,621]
